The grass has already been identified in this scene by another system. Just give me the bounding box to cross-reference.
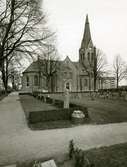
[60,143,127,167]
[20,95,57,113]
[16,143,127,167]
[19,95,74,130]
[20,94,127,128]
[46,94,127,124]
[70,96,127,124]
[20,94,90,130]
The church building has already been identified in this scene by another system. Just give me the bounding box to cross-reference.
[22,15,115,92]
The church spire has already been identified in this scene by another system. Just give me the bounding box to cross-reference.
[81,14,92,49]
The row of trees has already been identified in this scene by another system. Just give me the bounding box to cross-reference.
[0,0,55,92]
[113,55,127,88]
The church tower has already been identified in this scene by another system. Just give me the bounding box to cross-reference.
[79,15,95,67]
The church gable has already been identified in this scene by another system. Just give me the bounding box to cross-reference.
[62,56,77,73]
[23,61,39,74]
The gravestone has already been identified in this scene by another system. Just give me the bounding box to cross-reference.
[41,160,57,167]
[71,110,85,124]
[4,165,16,167]
[125,92,127,101]
[64,88,70,108]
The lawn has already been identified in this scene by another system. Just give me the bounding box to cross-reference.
[60,143,127,167]
[47,94,127,124]
[20,94,127,127]
[17,143,127,167]
[19,95,75,130]
[71,96,127,124]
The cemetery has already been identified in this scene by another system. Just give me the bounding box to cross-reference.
[19,91,89,130]
[19,88,127,131]
[15,141,127,167]
[0,0,127,166]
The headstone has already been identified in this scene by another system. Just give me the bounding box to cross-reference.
[41,160,57,167]
[64,88,70,108]
[71,110,85,124]
[4,165,16,167]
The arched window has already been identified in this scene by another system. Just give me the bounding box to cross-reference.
[88,52,90,62]
[84,79,88,87]
[34,75,39,86]
[26,76,29,87]
[66,82,70,90]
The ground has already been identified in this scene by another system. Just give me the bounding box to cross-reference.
[0,92,127,166]
[71,96,127,124]
[60,143,127,167]
[50,94,127,124]
[0,94,8,101]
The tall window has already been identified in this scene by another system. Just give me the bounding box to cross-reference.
[84,79,88,87]
[66,82,70,90]
[80,78,82,91]
[88,52,90,62]
[34,75,39,86]
[26,76,29,87]
[91,53,94,61]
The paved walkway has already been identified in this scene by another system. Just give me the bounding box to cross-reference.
[0,92,127,166]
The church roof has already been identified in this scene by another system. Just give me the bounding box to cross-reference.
[23,61,40,73]
[81,14,93,49]
[23,57,88,75]
[23,59,63,74]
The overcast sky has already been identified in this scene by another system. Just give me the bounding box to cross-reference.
[43,0,127,64]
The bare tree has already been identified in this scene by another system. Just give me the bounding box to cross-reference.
[93,48,107,90]
[81,47,107,91]
[113,55,126,88]
[0,0,54,91]
[7,52,24,89]
[38,46,60,92]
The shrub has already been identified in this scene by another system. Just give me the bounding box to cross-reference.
[28,94,88,124]
[69,140,75,159]
[68,140,94,167]
[28,108,74,124]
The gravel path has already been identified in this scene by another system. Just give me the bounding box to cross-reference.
[0,92,127,166]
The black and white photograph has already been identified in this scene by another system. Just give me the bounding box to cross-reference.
[0,0,127,167]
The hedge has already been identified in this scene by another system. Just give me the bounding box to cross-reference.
[29,108,73,124]
[28,104,88,124]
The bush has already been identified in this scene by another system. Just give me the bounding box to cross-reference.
[68,140,95,167]
[69,140,75,159]
[70,103,88,118]
[28,108,74,124]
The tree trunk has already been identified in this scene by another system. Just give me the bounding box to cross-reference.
[51,77,54,92]
[93,47,97,91]
[89,73,91,91]
[94,76,97,91]
[47,76,52,92]
[11,75,15,90]
[117,78,119,89]
[116,72,119,89]
[2,70,8,93]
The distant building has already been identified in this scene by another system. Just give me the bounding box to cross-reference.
[101,77,115,89]
[22,15,115,92]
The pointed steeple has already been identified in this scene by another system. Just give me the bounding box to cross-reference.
[81,14,93,49]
